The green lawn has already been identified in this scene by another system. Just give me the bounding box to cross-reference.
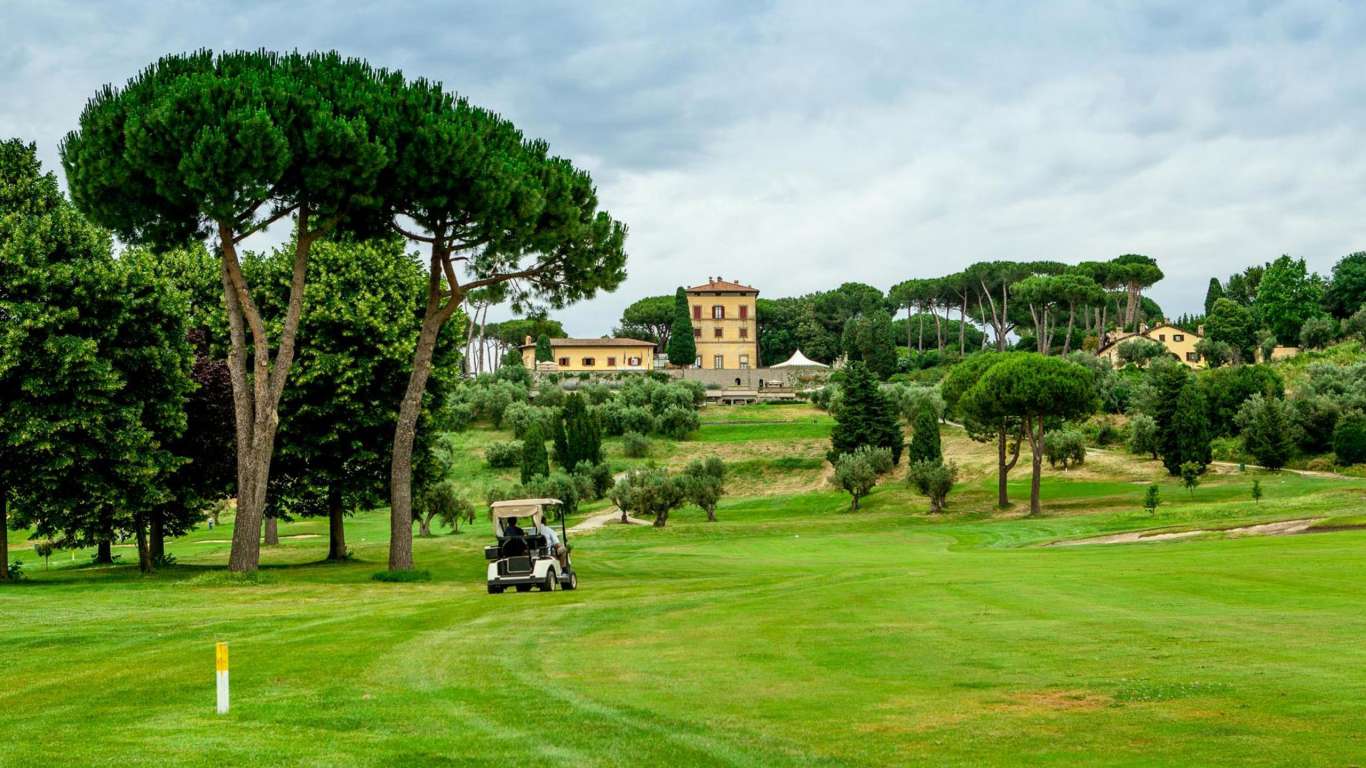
[4,436,1366,766]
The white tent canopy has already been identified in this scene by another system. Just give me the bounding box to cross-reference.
[772,349,828,368]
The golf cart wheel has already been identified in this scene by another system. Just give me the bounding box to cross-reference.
[563,571,578,590]
[487,584,504,594]
[515,584,532,593]
[540,571,557,592]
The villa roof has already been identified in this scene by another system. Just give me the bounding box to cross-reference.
[519,337,655,349]
[686,277,758,294]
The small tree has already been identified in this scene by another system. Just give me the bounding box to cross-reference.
[415,482,474,537]
[1299,315,1337,350]
[680,457,727,522]
[832,452,878,512]
[667,287,697,366]
[1193,338,1233,368]
[535,333,554,363]
[1143,484,1161,515]
[1043,430,1086,469]
[33,540,54,570]
[907,460,958,513]
[907,406,942,465]
[1117,338,1167,368]
[1128,413,1160,459]
[1235,394,1298,471]
[521,424,550,484]
[1333,413,1366,465]
[1251,479,1263,504]
[1164,378,1212,476]
[1180,461,1202,496]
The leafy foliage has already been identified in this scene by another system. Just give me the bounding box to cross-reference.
[1234,394,1298,471]
[520,424,550,483]
[906,406,942,465]
[1043,430,1087,469]
[1333,413,1366,465]
[907,460,958,514]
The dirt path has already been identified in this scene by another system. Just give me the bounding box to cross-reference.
[1050,517,1323,547]
[571,507,651,533]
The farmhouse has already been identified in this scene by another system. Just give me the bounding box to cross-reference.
[687,277,760,370]
[1097,322,1204,368]
[520,337,655,372]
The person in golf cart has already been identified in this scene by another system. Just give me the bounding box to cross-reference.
[486,499,577,593]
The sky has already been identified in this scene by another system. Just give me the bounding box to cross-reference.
[4,1,1365,335]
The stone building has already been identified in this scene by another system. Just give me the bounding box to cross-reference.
[686,277,759,370]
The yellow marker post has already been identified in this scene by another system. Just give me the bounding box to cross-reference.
[215,642,229,715]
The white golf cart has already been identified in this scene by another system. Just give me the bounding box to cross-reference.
[485,498,578,594]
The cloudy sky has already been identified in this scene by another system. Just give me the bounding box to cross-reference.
[5,1,1365,334]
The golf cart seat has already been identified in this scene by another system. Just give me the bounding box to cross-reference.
[499,536,529,558]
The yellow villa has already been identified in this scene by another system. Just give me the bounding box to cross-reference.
[519,337,655,373]
[1097,322,1205,369]
[687,277,759,369]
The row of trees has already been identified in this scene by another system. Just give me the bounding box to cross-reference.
[58,49,629,573]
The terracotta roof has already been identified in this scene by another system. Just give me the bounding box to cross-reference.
[519,337,655,349]
[686,277,758,293]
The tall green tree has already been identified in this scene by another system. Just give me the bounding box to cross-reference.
[1256,255,1322,343]
[383,79,627,571]
[1165,378,1212,476]
[942,352,1025,507]
[828,361,904,464]
[1324,252,1366,319]
[959,354,1097,515]
[521,424,550,483]
[1205,298,1258,362]
[1235,394,1297,471]
[667,286,697,366]
[63,50,399,572]
[1111,254,1164,331]
[1203,278,1225,315]
[617,295,675,351]
[554,393,602,470]
[756,297,805,365]
[250,236,460,562]
[535,333,554,363]
[907,406,942,465]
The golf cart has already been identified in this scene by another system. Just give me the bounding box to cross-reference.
[485,498,578,594]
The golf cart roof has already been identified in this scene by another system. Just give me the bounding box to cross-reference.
[489,498,562,519]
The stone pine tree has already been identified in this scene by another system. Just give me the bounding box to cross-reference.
[959,354,1097,516]
[521,424,550,484]
[828,361,904,464]
[63,51,400,573]
[667,286,697,366]
[535,333,554,363]
[941,352,1025,507]
[249,236,461,561]
[907,406,942,465]
[383,79,627,572]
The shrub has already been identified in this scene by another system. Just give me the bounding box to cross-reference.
[1117,338,1167,367]
[1290,395,1341,454]
[525,471,580,518]
[1128,413,1160,459]
[520,424,550,483]
[1194,338,1233,368]
[484,441,524,469]
[906,406,942,465]
[574,461,615,499]
[907,460,958,513]
[1334,412,1366,465]
[494,360,532,386]
[581,382,614,404]
[851,444,894,474]
[441,401,475,432]
[1234,394,1298,471]
[1345,306,1366,342]
[656,405,699,439]
[600,402,655,436]
[649,383,695,415]
[1043,429,1087,469]
[534,382,566,407]
[503,402,560,440]
[1143,484,1160,514]
[622,431,651,458]
[1299,315,1338,350]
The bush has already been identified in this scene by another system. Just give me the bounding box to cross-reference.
[600,402,655,436]
[1299,315,1338,350]
[622,431,651,458]
[649,383,695,415]
[582,382,614,404]
[534,382,566,407]
[484,441,524,469]
[1117,338,1167,367]
[520,424,550,483]
[1043,429,1087,469]
[525,471,580,518]
[1128,413,1160,459]
[441,401,474,432]
[574,461,615,499]
[1194,338,1233,368]
[656,405,699,439]
[503,402,560,440]
[1345,306,1366,342]
[831,452,878,512]
[1234,394,1298,471]
[851,444,894,474]
[907,460,958,513]
[1334,412,1366,465]
[1290,395,1341,454]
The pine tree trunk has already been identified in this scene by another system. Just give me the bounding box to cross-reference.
[390,249,462,572]
[0,486,9,581]
[134,513,153,574]
[149,508,165,562]
[997,429,1011,508]
[263,517,279,546]
[959,296,967,356]
[327,485,347,561]
[906,307,914,350]
[1027,416,1044,517]
[1063,305,1076,354]
[95,539,112,564]
[934,308,944,353]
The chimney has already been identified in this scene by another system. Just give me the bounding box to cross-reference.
[1139,322,1149,334]
[525,335,532,345]
[1196,324,1205,337]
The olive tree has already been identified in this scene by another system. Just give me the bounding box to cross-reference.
[62,51,398,572]
[960,354,1097,515]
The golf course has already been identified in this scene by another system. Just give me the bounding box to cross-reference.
[5,405,1366,767]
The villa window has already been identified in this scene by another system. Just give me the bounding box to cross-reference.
[1158,334,1166,341]
[712,305,725,319]
[713,354,724,369]
[1173,334,1184,342]
[739,305,748,320]
[607,357,616,367]
[693,328,701,338]
[627,356,641,366]
[1187,352,1200,362]
[739,327,748,339]
[692,305,701,320]
[714,327,723,338]
[739,354,750,369]
[582,357,595,367]
[558,357,569,367]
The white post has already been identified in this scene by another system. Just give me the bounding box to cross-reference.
[215,642,230,715]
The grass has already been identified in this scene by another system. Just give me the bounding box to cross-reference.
[5,416,1366,766]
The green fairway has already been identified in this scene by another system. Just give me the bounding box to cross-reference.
[5,452,1366,767]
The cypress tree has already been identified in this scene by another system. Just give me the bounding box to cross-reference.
[1164,378,1212,475]
[1203,277,1224,316]
[521,423,549,483]
[535,333,554,363]
[907,406,942,465]
[667,286,697,366]
[828,361,904,464]
[555,394,601,469]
